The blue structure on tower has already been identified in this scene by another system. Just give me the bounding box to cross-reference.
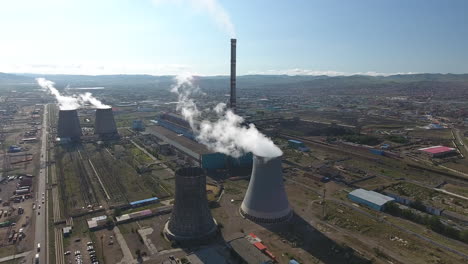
[154,112,252,170]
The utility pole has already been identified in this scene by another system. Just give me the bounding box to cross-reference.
[322,187,327,220]
[101,235,104,262]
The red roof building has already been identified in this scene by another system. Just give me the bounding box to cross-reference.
[419,146,456,157]
[253,242,267,251]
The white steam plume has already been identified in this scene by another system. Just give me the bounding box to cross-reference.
[36,78,81,110]
[152,0,236,37]
[36,78,110,110]
[79,92,111,109]
[171,75,282,158]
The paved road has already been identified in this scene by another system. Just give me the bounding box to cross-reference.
[454,129,468,154]
[30,104,49,264]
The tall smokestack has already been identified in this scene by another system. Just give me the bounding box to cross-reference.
[164,167,217,242]
[94,107,118,137]
[57,109,82,141]
[230,38,237,112]
[240,155,292,223]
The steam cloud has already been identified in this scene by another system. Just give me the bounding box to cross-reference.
[79,92,111,109]
[171,74,282,158]
[36,78,81,110]
[36,78,110,110]
[152,0,235,37]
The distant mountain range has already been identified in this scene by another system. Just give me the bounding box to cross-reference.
[1,72,468,98]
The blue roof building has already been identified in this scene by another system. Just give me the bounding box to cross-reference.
[129,197,159,207]
[348,189,394,211]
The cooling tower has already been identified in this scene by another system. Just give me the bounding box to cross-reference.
[240,155,292,223]
[230,38,237,112]
[94,108,118,136]
[164,167,217,242]
[57,109,82,140]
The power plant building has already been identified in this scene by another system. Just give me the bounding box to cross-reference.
[164,167,217,242]
[57,109,82,141]
[240,155,292,223]
[348,189,394,211]
[146,120,252,170]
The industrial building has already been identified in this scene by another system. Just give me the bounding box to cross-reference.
[418,145,457,158]
[57,109,82,141]
[132,120,144,131]
[288,139,310,152]
[129,197,159,208]
[164,167,217,242]
[145,124,252,170]
[348,189,394,211]
[229,237,274,264]
[94,107,118,138]
[86,215,108,230]
[240,155,292,223]
[156,113,195,140]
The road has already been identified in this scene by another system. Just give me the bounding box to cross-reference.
[454,129,468,154]
[30,104,49,264]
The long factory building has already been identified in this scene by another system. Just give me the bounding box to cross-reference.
[146,113,252,170]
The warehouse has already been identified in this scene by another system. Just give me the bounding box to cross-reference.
[228,237,273,264]
[348,189,394,211]
[418,145,457,158]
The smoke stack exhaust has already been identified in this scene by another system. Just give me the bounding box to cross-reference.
[57,109,82,141]
[230,38,236,112]
[240,155,292,223]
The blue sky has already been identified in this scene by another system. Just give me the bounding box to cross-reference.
[1,0,467,75]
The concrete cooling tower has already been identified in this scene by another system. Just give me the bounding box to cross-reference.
[94,108,118,137]
[164,167,217,242]
[240,155,292,223]
[57,109,82,140]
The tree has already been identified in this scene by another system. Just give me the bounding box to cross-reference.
[113,208,122,217]
[460,230,468,243]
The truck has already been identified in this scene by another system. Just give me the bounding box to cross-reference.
[35,253,39,263]
[14,189,29,195]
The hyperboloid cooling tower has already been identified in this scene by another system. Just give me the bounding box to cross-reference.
[94,108,118,137]
[57,109,82,140]
[164,167,217,242]
[240,155,292,223]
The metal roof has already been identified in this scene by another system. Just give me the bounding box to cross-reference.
[130,197,159,206]
[419,146,455,154]
[229,237,272,264]
[349,189,394,206]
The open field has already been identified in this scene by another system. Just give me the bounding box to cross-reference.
[385,182,468,216]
